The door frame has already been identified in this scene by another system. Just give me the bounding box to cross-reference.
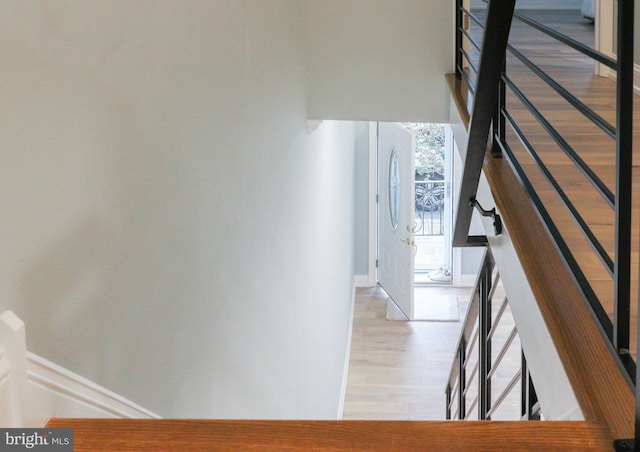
[595,2,640,99]
[365,122,378,287]
[595,0,615,78]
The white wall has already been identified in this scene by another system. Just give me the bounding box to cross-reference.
[0,0,356,419]
[450,101,487,281]
[304,0,453,123]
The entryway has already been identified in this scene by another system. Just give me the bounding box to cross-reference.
[376,122,455,321]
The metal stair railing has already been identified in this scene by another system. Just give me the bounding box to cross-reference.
[452,0,637,448]
[445,248,537,421]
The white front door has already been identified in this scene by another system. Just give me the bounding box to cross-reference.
[377,122,415,320]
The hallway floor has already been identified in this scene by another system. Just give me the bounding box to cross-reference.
[342,286,472,420]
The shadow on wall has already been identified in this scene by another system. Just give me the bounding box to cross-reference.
[7,36,185,409]
[19,217,116,374]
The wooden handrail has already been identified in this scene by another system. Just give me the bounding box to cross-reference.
[446,74,470,129]
[449,69,633,439]
[46,419,613,451]
[481,148,635,440]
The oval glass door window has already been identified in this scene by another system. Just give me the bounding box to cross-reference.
[388,148,400,230]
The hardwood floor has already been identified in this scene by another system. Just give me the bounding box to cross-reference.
[342,285,523,420]
[342,286,472,420]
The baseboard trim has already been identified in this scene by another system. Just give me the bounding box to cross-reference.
[459,274,477,287]
[338,282,357,419]
[25,353,160,426]
[354,274,375,288]
[608,63,640,95]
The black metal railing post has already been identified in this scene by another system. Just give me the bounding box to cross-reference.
[478,258,493,419]
[612,0,634,363]
[455,0,463,80]
[615,4,639,448]
[521,351,540,421]
[492,56,506,158]
[521,350,528,420]
[636,275,640,451]
[458,343,466,419]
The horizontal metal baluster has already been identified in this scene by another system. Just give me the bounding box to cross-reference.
[488,298,509,341]
[487,369,522,418]
[465,397,479,420]
[488,326,519,380]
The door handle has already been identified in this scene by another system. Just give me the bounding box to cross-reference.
[402,237,418,256]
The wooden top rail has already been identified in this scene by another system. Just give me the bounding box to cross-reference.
[446,73,471,129]
[482,149,635,439]
[46,419,613,451]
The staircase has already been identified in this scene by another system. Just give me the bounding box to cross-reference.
[6,1,639,450]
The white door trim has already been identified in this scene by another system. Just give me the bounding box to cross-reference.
[367,122,378,287]
[354,122,380,289]
[595,0,615,77]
